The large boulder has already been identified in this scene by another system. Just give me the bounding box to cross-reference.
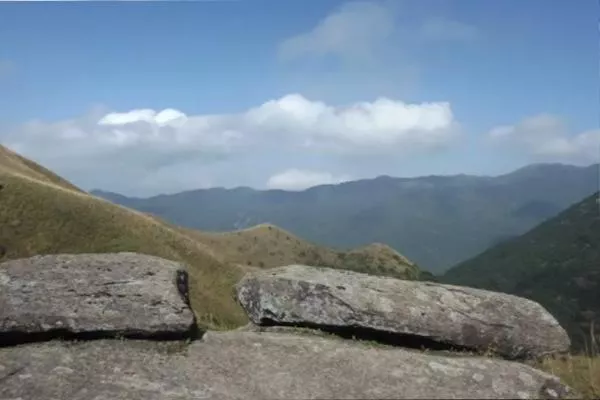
[235,265,570,359]
[0,253,195,343]
[0,331,575,399]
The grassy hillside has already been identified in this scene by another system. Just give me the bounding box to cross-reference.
[185,224,418,280]
[93,163,599,273]
[442,192,600,350]
[0,144,417,329]
[0,145,247,328]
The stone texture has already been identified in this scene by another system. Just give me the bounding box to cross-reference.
[0,253,195,342]
[0,331,575,400]
[235,265,570,359]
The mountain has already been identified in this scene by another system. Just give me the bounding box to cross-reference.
[442,192,600,350]
[0,144,418,329]
[92,163,599,273]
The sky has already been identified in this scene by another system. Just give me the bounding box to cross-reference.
[0,0,598,196]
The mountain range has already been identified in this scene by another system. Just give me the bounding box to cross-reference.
[0,144,418,329]
[2,143,599,355]
[93,163,599,273]
[3,144,599,344]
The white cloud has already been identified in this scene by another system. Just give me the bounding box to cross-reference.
[420,17,479,42]
[3,93,458,195]
[488,114,600,164]
[246,94,458,152]
[278,2,394,61]
[10,93,457,156]
[267,169,352,191]
[98,108,187,127]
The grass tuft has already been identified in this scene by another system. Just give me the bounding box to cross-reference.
[538,327,599,399]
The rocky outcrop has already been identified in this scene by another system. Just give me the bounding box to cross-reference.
[0,331,575,400]
[0,253,195,344]
[0,254,576,399]
[235,265,570,359]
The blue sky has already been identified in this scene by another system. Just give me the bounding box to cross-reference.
[0,0,598,196]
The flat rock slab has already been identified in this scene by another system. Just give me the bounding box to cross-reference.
[235,265,570,359]
[0,253,194,342]
[0,331,575,400]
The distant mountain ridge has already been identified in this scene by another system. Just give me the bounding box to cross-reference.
[92,163,599,273]
[0,143,418,330]
[442,192,600,349]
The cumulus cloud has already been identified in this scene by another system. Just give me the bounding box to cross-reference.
[9,94,457,155]
[420,17,479,42]
[246,94,457,152]
[98,108,187,127]
[12,109,242,161]
[488,114,600,164]
[3,94,459,195]
[278,2,394,61]
[267,169,352,191]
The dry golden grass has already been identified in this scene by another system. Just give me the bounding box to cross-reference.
[0,144,417,330]
[0,145,247,329]
[0,145,82,192]
[537,330,599,399]
[538,354,599,399]
[185,224,418,279]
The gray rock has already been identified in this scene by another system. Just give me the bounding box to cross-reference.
[0,253,195,342]
[235,265,570,359]
[0,331,575,400]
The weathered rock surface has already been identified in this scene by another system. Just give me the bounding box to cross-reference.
[0,331,575,400]
[235,265,570,359]
[0,253,195,343]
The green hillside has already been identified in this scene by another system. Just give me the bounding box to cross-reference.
[443,192,600,350]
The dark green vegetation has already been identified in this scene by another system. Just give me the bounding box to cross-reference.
[443,192,600,351]
[93,163,598,273]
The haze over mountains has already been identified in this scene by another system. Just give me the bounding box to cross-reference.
[93,162,599,273]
